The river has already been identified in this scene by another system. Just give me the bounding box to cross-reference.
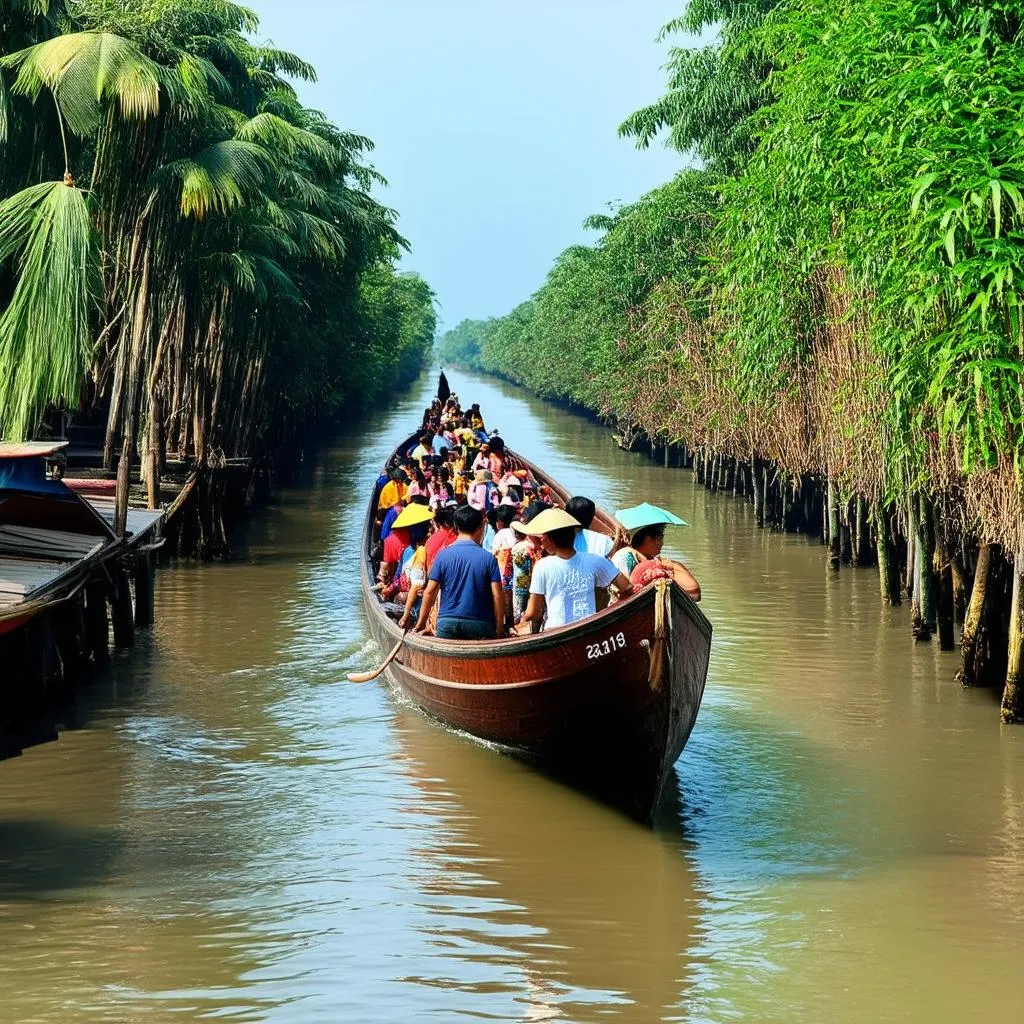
[2,368,1024,1023]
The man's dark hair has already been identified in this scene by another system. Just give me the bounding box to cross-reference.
[495,505,516,528]
[409,494,430,507]
[566,496,596,529]
[521,500,547,525]
[546,525,578,550]
[435,504,455,529]
[453,504,484,534]
[420,432,433,445]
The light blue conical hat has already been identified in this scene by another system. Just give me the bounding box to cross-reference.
[614,502,689,532]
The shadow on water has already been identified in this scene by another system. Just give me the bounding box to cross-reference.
[0,818,120,899]
[391,706,703,1022]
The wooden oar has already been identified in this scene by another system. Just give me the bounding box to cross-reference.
[347,630,408,683]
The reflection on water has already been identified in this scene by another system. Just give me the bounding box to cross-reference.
[0,369,1023,1022]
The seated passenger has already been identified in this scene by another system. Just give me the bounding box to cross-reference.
[377,468,408,512]
[413,505,505,640]
[612,504,701,602]
[509,501,547,624]
[513,509,632,633]
[565,495,618,557]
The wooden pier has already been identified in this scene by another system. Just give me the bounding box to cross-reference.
[0,444,173,760]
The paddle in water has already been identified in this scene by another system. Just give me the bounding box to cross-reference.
[347,631,407,683]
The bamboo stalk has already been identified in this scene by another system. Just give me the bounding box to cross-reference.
[1000,553,1023,723]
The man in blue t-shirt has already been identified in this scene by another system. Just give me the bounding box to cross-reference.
[413,505,505,640]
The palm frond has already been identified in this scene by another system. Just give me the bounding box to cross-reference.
[2,31,163,135]
[155,138,274,219]
[0,180,98,439]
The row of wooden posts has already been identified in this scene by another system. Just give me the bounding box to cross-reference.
[0,551,156,754]
[645,439,1022,721]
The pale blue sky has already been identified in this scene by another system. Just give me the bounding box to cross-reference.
[251,1,686,331]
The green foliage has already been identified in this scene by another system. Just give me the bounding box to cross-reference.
[484,0,1024,541]
[0,0,435,446]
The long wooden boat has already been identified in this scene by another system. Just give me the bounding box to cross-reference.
[359,435,713,823]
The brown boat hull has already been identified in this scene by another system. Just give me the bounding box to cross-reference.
[361,436,712,822]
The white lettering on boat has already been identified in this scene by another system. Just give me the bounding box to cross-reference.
[586,632,627,660]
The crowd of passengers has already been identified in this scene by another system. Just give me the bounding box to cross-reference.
[372,395,701,641]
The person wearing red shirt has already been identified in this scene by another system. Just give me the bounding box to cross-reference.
[425,503,458,571]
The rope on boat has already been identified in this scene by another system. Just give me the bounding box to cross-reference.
[648,579,672,691]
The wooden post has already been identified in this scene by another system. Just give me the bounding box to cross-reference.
[934,522,956,651]
[827,477,841,571]
[752,459,765,528]
[110,566,135,648]
[133,552,155,627]
[909,498,931,641]
[875,501,900,605]
[957,542,992,686]
[1001,553,1023,723]
[920,493,937,630]
[85,579,110,662]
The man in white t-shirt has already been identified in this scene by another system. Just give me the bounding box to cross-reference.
[513,508,632,632]
[566,495,619,557]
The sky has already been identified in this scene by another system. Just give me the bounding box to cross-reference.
[250,0,687,333]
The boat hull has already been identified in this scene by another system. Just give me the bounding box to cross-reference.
[361,436,712,822]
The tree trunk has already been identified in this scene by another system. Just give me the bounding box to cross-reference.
[752,458,765,527]
[827,477,841,571]
[875,501,901,605]
[934,521,956,651]
[145,386,162,510]
[1000,552,1023,723]
[909,498,931,641]
[919,493,937,630]
[958,542,993,687]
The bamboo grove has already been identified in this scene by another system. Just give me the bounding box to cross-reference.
[439,0,1024,721]
[0,0,436,554]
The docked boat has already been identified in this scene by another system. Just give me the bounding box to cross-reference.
[0,442,119,636]
[360,435,712,823]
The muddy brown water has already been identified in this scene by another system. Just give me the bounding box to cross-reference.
[2,369,1024,1023]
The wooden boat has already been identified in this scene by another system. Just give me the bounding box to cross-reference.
[359,435,712,823]
[0,442,119,636]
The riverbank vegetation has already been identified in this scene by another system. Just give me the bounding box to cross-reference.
[439,1,1024,721]
[1,0,435,554]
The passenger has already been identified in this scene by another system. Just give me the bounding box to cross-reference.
[428,466,452,507]
[379,516,430,611]
[488,436,507,479]
[377,468,408,512]
[469,404,486,432]
[611,503,701,602]
[491,504,518,627]
[425,502,459,571]
[411,432,434,466]
[391,507,434,627]
[565,496,616,557]
[382,492,427,542]
[613,524,701,602]
[468,469,499,511]
[471,443,491,473]
[377,524,409,595]
[509,501,546,624]
[513,508,632,634]
[413,505,505,640]
[406,464,429,499]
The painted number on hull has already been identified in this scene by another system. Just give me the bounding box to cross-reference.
[587,632,627,660]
